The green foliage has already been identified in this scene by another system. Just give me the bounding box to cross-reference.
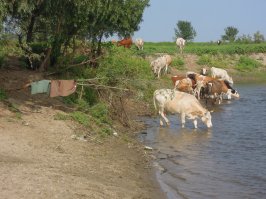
[70,111,90,126]
[197,54,212,65]
[172,56,185,70]
[222,26,239,42]
[54,113,70,120]
[143,42,266,55]
[0,89,7,101]
[89,102,111,125]
[254,31,265,43]
[236,56,262,71]
[29,42,49,54]
[174,20,196,41]
[0,51,4,67]
[97,46,153,87]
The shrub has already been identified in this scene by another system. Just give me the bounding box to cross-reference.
[70,111,90,126]
[236,56,262,71]
[89,102,111,125]
[97,47,153,87]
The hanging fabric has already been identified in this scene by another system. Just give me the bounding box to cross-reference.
[50,80,77,97]
[31,80,51,95]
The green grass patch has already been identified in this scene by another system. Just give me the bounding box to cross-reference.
[236,56,263,71]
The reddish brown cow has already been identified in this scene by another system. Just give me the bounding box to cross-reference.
[171,75,197,94]
[117,37,133,48]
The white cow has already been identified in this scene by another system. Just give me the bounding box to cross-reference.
[210,67,234,85]
[162,54,172,74]
[153,89,213,129]
[150,56,167,78]
[176,37,186,54]
[134,38,144,50]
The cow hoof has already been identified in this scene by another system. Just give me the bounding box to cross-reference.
[166,122,170,126]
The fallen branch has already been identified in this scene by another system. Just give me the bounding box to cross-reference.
[76,83,129,91]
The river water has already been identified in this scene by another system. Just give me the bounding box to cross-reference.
[139,84,266,199]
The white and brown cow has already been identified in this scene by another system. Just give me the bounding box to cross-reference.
[210,67,234,85]
[153,89,213,129]
[205,79,240,104]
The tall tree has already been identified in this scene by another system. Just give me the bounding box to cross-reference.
[83,0,149,57]
[2,0,149,68]
[174,20,196,41]
[221,26,239,42]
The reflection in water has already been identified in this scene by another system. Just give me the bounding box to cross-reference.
[140,84,266,199]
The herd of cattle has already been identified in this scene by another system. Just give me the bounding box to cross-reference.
[153,66,240,129]
[113,36,186,53]
[114,36,238,129]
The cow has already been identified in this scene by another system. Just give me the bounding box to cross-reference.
[174,77,194,94]
[162,54,172,74]
[150,55,171,78]
[150,57,167,78]
[200,68,208,75]
[153,89,213,129]
[210,67,234,86]
[117,37,133,48]
[205,79,240,104]
[217,40,221,45]
[134,38,144,50]
[176,37,186,54]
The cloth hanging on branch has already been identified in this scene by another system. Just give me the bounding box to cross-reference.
[31,80,51,95]
[50,80,77,97]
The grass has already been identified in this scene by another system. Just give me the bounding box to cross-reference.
[143,41,266,55]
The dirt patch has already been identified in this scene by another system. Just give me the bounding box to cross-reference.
[0,68,166,199]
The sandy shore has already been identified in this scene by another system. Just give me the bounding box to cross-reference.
[0,104,166,199]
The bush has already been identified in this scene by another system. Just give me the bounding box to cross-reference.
[97,47,153,88]
[70,111,90,126]
[236,56,262,71]
[89,102,111,125]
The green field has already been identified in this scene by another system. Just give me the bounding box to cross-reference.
[143,42,266,55]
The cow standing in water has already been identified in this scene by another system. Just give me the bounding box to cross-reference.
[153,89,213,129]
[117,37,133,48]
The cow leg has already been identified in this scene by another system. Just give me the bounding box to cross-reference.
[181,113,186,128]
[157,67,161,78]
[193,119,198,129]
[164,66,168,75]
[159,109,169,126]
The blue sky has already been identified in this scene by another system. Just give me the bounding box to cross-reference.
[133,0,266,42]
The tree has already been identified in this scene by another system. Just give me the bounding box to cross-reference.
[83,0,149,57]
[2,0,149,68]
[174,20,196,41]
[253,31,264,43]
[221,26,239,42]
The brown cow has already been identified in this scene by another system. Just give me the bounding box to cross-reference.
[117,37,133,48]
[205,79,240,105]
[171,75,197,95]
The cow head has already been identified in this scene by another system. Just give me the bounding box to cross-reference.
[201,68,207,75]
[201,111,212,128]
[231,89,240,98]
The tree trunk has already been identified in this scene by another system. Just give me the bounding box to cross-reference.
[39,48,51,72]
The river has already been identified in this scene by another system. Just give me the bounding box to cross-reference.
[139,84,266,199]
